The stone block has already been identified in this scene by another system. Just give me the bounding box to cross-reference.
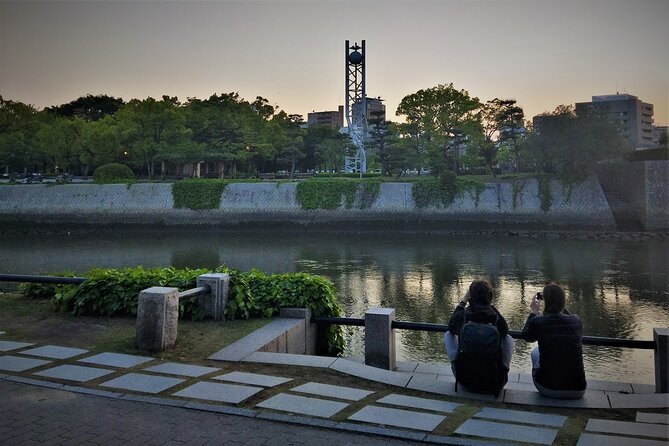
[256,393,348,418]
[503,388,611,408]
[208,318,303,361]
[143,362,220,377]
[290,382,373,401]
[364,308,396,370]
[576,432,666,446]
[101,372,184,394]
[280,308,315,355]
[329,358,410,387]
[654,328,669,393]
[348,405,446,432]
[79,352,154,368]
[20,345,88,359]
[0,355,51,372]
[0,340,34,352]
[637,412,669,424]
[243,352,337,368]
[173,381,263,404]
[586,418,668,439]
[376,394,460,413]
[34,364,114,382]
[455,419,558,445]
[135,286,179,352]
[474,407,567,427]
[196,273,229,321]
[608,392,669,409]
[214,371,292,387]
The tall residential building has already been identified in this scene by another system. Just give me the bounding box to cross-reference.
[307,106,344,128]
[575,94,656,148]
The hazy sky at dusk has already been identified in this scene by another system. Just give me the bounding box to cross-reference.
[1,0,667,125]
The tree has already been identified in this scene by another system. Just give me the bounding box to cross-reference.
[116,96,192,177]
[0,96,42,174]
[79,116,122,176]
[273,112,306,177]
[46,94,124,121]
[396,83,480,177]
[367,109,397,176]
[526,105,633,182]
[36,116,86,173]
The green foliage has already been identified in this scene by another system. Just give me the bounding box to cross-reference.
[172,179,228,209]
[412,173,484,208]
[93,163,135,184]
[296,179,381,210]
[511,179,527,209]
[19,266,345,355]
[537,175,552,212]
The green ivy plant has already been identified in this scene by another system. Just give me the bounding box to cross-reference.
[411,174,485,209]
[172,179,228,209]
[296,179,381,210]
[537,175,552,212]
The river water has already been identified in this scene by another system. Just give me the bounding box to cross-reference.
[1,229,667,384]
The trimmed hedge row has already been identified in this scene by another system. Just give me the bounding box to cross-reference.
[20,266,345,355]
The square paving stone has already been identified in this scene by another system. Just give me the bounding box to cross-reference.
[637,412,669,425]
[455,419,558,445]
[608,393,669,409]
[243,352,337,368]
[291,382,373,401]
[173,381,263,404]
[576,432,667,446]
[0,355,51,372]
[348,405,446,432]
[257,393,348,418]
[101,373,184,394]
[21,345,88,360]
[376,394,460,413]
[79,352,154,368]
[34,364,114,382]
[0,340,34,352]
[503,388,611,408]
[214,371,292,387]
[586,419,669,439]
[143,362,220,377]
[329,358,410,387]
[474,407,567,427]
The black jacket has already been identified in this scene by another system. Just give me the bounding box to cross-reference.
[448,301,509,339]
[522,311,587,391]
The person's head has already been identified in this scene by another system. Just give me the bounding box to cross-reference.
[543,282,566,314]
[469,280,494,305]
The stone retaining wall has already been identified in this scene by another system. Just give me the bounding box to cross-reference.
[0,164,665,230]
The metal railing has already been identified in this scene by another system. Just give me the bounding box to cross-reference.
[0,274,86,285]
[311,316,656,350]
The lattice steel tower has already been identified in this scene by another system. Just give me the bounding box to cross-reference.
[344,40,367,173]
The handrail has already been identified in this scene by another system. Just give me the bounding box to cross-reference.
[312,316,655,350]
[0,274,86,285]
[177,287,208,300]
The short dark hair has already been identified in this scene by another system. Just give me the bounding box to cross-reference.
[543,282,566,314]
[469,280,494,305]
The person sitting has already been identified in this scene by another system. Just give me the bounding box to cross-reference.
[444,280,513,395]
[522,282,587,399]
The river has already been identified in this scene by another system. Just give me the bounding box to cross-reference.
[1,229,667,384]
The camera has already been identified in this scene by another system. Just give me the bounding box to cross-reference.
[536,292,543,300]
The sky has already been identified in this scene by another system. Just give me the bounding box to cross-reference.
[1,0,668,125]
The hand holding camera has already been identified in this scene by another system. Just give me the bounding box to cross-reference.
[531,292,542,315]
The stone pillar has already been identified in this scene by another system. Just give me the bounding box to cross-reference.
[196,273,230,321]
[654,328,669,393]
[365,308,396,370]
[136,287,179,352]
[279,308,316,355]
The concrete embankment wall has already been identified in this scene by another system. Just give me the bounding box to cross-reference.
[0,176,625,230]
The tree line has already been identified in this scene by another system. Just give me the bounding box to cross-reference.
[0,84,633,182]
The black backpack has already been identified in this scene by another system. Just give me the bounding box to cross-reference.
[454,312,508,397]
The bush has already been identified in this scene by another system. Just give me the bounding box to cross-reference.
[93,163,135,184]
[22,266,345,355]
[172,179,228,209]
[412,174,485,208]
[296,179,381,210]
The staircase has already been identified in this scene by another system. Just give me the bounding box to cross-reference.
[597,174,646,231]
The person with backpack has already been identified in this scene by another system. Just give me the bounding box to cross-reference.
[522,282,587,399]
[444,280,513,396]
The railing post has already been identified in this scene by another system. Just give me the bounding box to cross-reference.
[654,328,668,393]
[196,273,230,321]
[365,308,396,370]
[136,287,179,352]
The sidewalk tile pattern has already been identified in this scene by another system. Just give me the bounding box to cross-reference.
[0,340,33,352]
[455,419,558,445]
[79,352,154,368]
[609,392,669,409]
[348,405,446,432]
[474,407,567,427]
[20,345,88,359]
[144,362,220,377]
[576,433,667,446]
[214,371,292,387]
[34,364,114,382]
[330,358,410,387]
[101,372,184,394]
[585,418,669,439]
[173,381,263,404]
[0,355,50,372]
[376,394,460,413]
[257,393,348,418]
[637,412,669,424]
[290,382,373,401]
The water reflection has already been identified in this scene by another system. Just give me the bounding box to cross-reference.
[1,230,666,383]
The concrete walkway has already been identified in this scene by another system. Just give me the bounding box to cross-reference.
[1,336,667,445]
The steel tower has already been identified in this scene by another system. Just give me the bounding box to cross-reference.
[344,40,367,173]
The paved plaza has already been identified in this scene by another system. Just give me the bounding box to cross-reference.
[0,337,667,445]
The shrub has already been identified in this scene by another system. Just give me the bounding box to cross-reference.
[296,179,381,210]
[93,163,135,184]
[172,179,228,209]
[411,174,485,208]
